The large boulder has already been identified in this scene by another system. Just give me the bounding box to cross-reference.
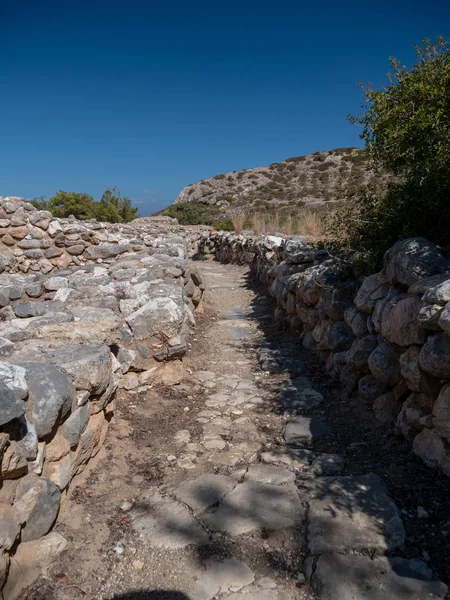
[383,237,450,287]
[400,346,440,396]
[368,342,402,387]
[126,297,184,341]
[0,382,25,427]
[17,362,74,439]
[13,476,61,542]
[413,429,450,476]
[326,321,354,352]
[419,333,450,379]
[381,294,427,346]
[354,273,389,313]
[346,335,378,371]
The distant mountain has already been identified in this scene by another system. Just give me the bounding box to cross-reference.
[170,147,374,218]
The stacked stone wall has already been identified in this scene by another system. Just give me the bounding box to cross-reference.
[0,197,205,591]
[198,231,450,477]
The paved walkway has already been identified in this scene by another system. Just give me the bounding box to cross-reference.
[17,261,448,600]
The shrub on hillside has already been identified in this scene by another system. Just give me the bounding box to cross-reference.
[328,37,450,271]
[31,188,138,222]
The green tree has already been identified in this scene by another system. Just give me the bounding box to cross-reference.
[48,191,96,220]
[328,37,450,270]
[96,187,139,223]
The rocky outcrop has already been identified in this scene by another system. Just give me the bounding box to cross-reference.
[197,231,450,477]
[0,197,205,593]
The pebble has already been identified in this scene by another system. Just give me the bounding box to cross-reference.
[119,501,133,512]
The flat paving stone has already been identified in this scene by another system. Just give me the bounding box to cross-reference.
[191,556,254,600]
[244,464,296,485]
[131,488,209,549]
[203,481,305,536]
[279,387,324,412]
[307,473,405,554]
[173,475,237,513]
[311,453,345,476]
[310,553,448,600]
[261,448,314,469]
[284,416,332,447]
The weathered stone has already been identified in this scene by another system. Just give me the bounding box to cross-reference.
[311,453,345,476]
[422,277,450,305]
[284,416,332,447]
[354,273,389,313]
[358,375,388,401]
[43,344,112,394]
[203,481,305,535]
[326,321,354,352]
[0,362,28,399]
[384,237,450,287]
[244,464,296,485]
[310,554,447,600]
[0,381,25,426]
[432,382,450,442]
[420,333,450,378]
[381,294,426,346]
[368,342,402,386]
[413,429,450,476]
[173,475,237,513]
[191,556,255,600]
[43,454,71,490]
[126,297,184,341]
[418,302,444,330]
[19,362,74,438]
[344,305,368,337]
[131,487,208,548]
[346,335,378,371]
[373,392,402,425]
[70,410,108,476]
[307,474,405,554]
[0,503,20,551]
[60,403,90,447]
[400,345,440,396]
[84,243,129,260]
[13,476,61,542]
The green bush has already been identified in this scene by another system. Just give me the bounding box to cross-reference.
[31,188,138,223]
[328,37,450,271]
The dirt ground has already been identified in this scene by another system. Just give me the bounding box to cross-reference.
[12,261,450,600]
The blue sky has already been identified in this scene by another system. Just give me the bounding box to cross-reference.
[1,1,449,215]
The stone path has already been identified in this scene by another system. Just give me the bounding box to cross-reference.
[17,260,448,600]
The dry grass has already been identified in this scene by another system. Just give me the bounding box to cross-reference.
[246,210,326,240]
[295,210,326,241]
[231,211,246,234]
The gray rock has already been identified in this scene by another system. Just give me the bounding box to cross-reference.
[173,475,237,513]
[244,464,296,485]
[311,453,345,476]
[126,297,184,341]
[400,345,440,396]
[358,375,388,401]
[43,344,112,394]
[0,338,13,358]
[284,416,332,447]
[131,487,208,548]
[419,333,450,378]
[0,381,25,426]
[14,476,61,542]
[0,503,20,551]
[203,481,305,535]
[354,273,389,313]
[310,554,447,600]
[384,237,450,287]
[418,302,444,330]
[307,474,405,554]
[0,362,28,399]
[422,277,450,305]
[12,300,66,318]
[60,403,90,447]
[19,362,74,438]
[346,335,378,371]
[368,342,402,386]
[326,321,355,351]
[381,294,427,346]
[191,556,255,600]
[413,428,450,476]
[344,305,368,337]
[84,244,130,260]
[25,282,44,298]
[373,392,402,425]
[283,238,316,265]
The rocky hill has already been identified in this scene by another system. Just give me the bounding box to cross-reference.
[172,147,373,218]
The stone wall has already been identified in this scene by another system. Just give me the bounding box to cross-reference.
[0,198,205,592]
[198,231,450,477]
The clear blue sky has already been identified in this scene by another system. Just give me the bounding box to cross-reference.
[1,1,449,215]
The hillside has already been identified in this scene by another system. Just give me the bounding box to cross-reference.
[169,147,374,220]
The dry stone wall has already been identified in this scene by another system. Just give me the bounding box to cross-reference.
[198,231,450,478]
[0,197,205,592]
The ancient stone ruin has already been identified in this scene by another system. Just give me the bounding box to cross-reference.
[198,231,450,476]
[0,196,205,592]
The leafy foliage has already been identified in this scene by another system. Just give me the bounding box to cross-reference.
[31,188,138,223]
[328,37,450,270]
[158,202,233,230]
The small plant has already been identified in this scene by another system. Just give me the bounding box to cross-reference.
[231,211,246,234]
[296,210,326,241]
